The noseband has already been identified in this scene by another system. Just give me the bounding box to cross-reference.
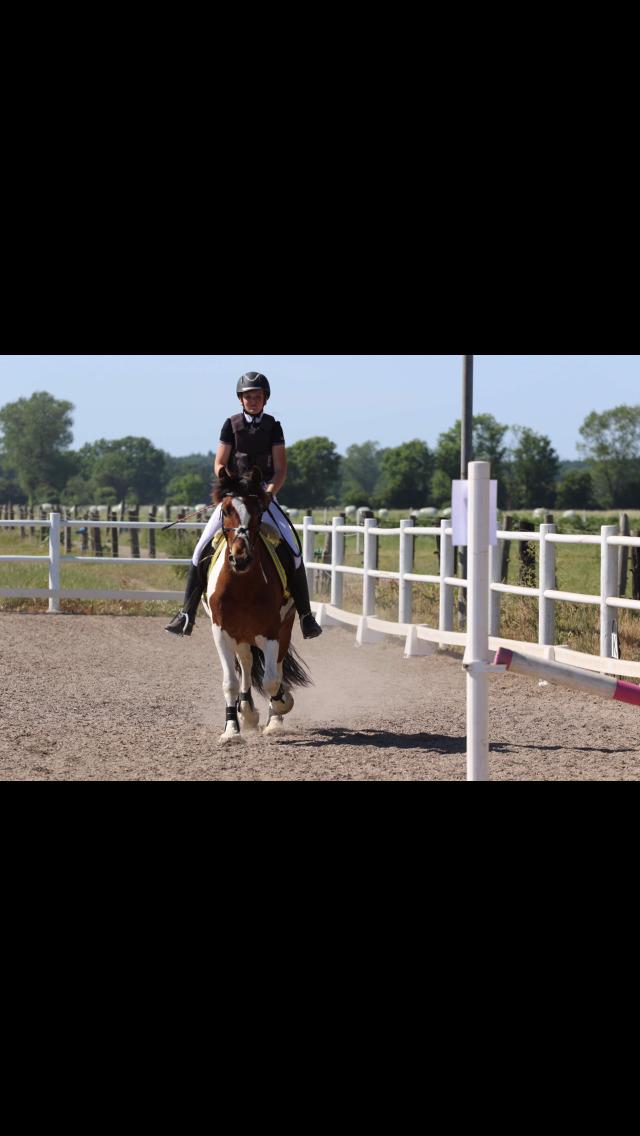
[222,494,262,566]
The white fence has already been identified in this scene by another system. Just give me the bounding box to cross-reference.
[0,516,199,605]
[3,512,640,679]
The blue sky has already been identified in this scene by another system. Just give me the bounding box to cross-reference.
[1,354,637,460]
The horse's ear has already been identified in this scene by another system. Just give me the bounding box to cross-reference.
[249,466,262,487]
[213,466,234,504]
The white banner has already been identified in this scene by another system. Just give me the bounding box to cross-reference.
[451,479,498,546]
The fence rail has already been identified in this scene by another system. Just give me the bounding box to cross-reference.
[3,512,640,678]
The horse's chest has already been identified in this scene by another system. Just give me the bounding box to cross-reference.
[212,590,280,642]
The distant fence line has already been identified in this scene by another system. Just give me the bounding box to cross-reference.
[0,503,214,560]
[3,512,640,679]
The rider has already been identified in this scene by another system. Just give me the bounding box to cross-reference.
[165,371,323,640]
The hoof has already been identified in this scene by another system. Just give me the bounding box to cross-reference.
[239,708,260,731]
[270,690,294,716]
[218,727,244,746]
[262,715,285,736]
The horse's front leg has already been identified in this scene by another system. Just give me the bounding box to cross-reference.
[236,643,259,731]
[212,625,243,745]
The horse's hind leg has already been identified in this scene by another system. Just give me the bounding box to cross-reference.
[236,643,259,731]
[212,626,243,745]
[270,672,294,716]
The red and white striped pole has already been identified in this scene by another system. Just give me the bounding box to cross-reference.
[494,647,640,707]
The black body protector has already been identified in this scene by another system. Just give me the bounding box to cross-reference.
[227,413,278,482]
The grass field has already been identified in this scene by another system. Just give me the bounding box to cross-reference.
[2,509,640,657]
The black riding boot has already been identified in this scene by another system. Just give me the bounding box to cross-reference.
[164,562,203,637]
[288,561,322,639]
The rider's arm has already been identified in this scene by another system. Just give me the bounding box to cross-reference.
[215,441,232,477]
[266,444,287,497]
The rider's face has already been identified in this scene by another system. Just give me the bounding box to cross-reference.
[241,390,265,414]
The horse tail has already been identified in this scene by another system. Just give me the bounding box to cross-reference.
[235,644,312,693]
[282,644,312,688]
[250,646,266,693]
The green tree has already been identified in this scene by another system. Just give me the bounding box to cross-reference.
[340,441,384,506]
[0,391,74,502]
[78,436,167,503]
[433,413,509,505]
[166,473,208,504]
[164,452,214,498]
[281,437,341,507]
[430,467,453,508]
[0,454,27,503]
[577,405,640,506]
[555,469,595,509]
[509,427,559,508]
[61,473,97,506]
[376,440,433,508]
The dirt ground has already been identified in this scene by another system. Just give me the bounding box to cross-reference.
[1,611,639,781]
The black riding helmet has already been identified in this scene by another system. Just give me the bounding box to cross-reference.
[236,372,270,401]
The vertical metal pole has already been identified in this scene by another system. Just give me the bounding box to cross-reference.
[460,355,474,625]
[466,462,490,781]
[461,355,474,479]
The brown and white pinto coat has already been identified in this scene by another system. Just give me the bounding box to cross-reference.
[206,466,306,742]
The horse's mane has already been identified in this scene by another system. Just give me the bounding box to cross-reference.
[212,468,263,506]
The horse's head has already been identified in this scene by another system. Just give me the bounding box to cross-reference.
[213,466,269,573]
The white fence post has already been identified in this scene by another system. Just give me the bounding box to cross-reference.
[600,524,618,658]
[538,523,556,645]
[439,518,454,633]
[302,513,313,588]
[399,518,413,624]
[465,462,490,782]
[48,512,61,613]
[330,515,344,609]
[363,516,376,617]
[489,540,501,637]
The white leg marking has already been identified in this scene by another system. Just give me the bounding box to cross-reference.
[236,642,259,730]
[255,635,280,696]
[262,658,294,734]
[212,625,244,745]
[213,625,240,704]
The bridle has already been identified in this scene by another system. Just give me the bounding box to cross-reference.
[221,493,262,566]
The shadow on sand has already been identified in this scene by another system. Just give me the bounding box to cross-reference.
[283,727,467,755]
[276,728,637,759]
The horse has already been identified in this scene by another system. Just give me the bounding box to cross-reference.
[204,466,311,744]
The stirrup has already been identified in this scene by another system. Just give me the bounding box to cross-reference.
[300,612,322,639]
[165,610,194,637]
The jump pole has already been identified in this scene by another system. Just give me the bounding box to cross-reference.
[494,647,640,707]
